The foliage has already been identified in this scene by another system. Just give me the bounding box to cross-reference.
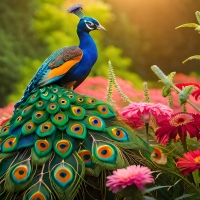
[0,0,41,106]
[106,0,200,80]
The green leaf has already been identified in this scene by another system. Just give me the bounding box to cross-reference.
[175,23,199,29]
[143,185,170,194]
[192,170,199,187]
[182,55,200,64]
[175,193,196,200]
[167,72,176,82]
[195,11,200,24]
[162,85,171,97]
[143,196,155,200]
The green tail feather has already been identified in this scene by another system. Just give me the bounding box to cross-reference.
[0,84,180,199]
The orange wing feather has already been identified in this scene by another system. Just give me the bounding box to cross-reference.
[47,55,83,80]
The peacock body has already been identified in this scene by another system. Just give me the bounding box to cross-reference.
[0,85,152,200]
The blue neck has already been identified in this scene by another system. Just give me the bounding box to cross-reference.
[77,30,97,64]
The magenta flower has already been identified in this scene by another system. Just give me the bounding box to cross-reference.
[177,150,200,176]
[122,102,173,128]
[106,165,154,193]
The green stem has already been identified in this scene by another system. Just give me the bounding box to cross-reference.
[181,103,186,112]
[143,82,151,103]
[167,92,173,108]
[145,123,149,143]
[181,136,188,153]
[108,61,132,104]
[171,85,200,112]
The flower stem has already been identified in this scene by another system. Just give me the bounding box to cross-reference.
[107,60,114,106]
[145,123,149,143]
[181,103,186,112]
[151,66,200,112]
[181,136,188,153]
[168,92,173,108]
[108,61,132,104]
[143,82,151,103]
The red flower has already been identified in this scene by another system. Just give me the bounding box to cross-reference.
[155,112,200,145]
[176,150,200,176]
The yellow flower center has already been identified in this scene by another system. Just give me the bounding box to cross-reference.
[169,113,194,127]
[194,156,200,164]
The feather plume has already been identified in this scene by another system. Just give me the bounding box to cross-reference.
[68,4,84,19]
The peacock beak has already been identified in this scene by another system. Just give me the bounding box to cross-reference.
[96,24,106,31]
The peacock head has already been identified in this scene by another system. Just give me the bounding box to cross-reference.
[68,4,106,33]
[77,17,106,32]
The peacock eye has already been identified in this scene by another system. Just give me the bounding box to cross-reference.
[86,21,94,27]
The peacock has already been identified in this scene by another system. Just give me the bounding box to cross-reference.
[14,4,106,108]
[0,4,190,200]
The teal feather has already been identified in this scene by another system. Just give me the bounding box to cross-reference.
[26,91,40,104]
[21,120,37,136]
[0,123,10,139]
[57,97,70,109]
[51,111,68,126]
[34,137,53,157]
[36,120,56,137]
[1,135,19,152]
[40,89,52,100]
[66,120,87,139]
[53,136,73,159]
[24,183,52,200]
[32,110,49,124]
[9,160,31,184]
[83,116,106,131]
[89,104,116,118]
[21,105,35,118]
[106,126,129,142]
[51,162,75,189]
[67,105,86,120]
[17,135,35,149]
[36,99,48,110]
[46,102,60,114]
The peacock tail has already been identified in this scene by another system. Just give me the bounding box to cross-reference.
[0,85,194,200]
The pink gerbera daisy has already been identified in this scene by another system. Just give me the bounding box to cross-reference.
[176,150,200,176]
[155,112,200,145]
[122,102,172,128]
[106,165,154,193]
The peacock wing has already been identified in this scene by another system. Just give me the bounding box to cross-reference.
[38,46,83,87]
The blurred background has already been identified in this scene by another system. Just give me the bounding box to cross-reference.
[0,0,200,108]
